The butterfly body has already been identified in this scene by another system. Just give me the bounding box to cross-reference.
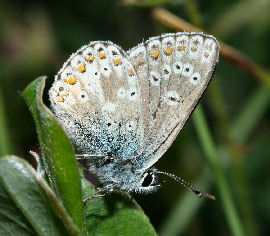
[49,32,219,195]
[86,156,159,193]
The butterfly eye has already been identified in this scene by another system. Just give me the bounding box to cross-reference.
[142,173,154,187]
[139,171,160,192]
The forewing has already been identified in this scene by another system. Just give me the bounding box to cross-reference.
[49,41,145,158]
[128,33,219,171]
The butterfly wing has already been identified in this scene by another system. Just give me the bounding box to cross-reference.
[49,41,146,159]
[128,33,219,171]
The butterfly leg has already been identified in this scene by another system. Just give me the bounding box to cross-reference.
[76,153,105,160]
[83,183,115,205]
[76,154,115,168]
[29,150,45,178]
[96,156,115,168]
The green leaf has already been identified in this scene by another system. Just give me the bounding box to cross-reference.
[23,76,85,235]
[0,155,68,236]
[81,177,157,236]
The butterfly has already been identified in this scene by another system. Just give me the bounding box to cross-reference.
[49,32,219,202]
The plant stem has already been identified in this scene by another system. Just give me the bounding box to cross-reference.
[193,106,245,236]
[0,88,12,155]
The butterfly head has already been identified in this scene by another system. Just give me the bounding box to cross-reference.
[136,168,161,193]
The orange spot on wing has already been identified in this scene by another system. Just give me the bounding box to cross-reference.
[135,58,145,66]
[113,58,122,66]
[128,67,134,75]
[76,63,86,73]
[150,49,160,59]
[164,46,173,55]
[85,56,95,63]
[57,97,64,102]
[98,52,106,59]
[63,75,77,85]
[178,45,186,51]
[191,46,197,52]
[62,92,69,97]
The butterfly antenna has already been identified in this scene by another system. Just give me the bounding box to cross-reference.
[156,171,215,200]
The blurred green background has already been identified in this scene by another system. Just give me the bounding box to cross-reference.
[1,0,270,235]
